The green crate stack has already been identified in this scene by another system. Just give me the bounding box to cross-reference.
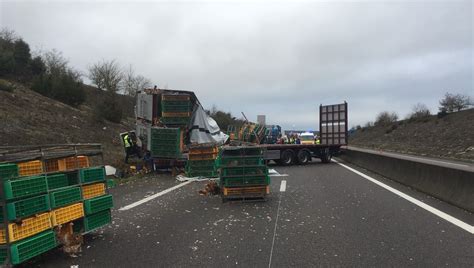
[185,159,218,178]
[150,127,182,158]
[160,95,192,126]
[217,146,270,188]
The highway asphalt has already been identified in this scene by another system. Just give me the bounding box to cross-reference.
[21,160,473,267]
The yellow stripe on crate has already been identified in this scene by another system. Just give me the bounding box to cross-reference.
[0,229,5,244]
[82,183,106,199]
[7,212,52,242]
[51,203,84,226]
[17,160,43,176]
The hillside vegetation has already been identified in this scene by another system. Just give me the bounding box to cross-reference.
[0,79,135,166]
[349,109,474,162]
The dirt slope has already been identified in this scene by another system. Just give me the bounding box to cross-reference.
[349,109,474,163]
[0,79,135,166]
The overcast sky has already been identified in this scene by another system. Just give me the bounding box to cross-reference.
[1,0,472,131]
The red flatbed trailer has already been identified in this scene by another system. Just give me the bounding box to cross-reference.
[258,102,348,165]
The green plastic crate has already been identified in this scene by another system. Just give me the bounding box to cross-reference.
[161,103,192,113]
[6,194,50,220]
[185,170,218,178]
[161,100,191,106]
[150,151,182,158]
[79,167,105,184]
[3,176,48,200]
[0,247,6,265]
[220,166,268,177]
[220,175,270,187]
[160,117,190,125]
[216,156,264,167]
[221,147,264,157]
[0,163,19,181]
[186,160,217,168]
[49,186,82,208]
[46,174,69,190]
[0,207,3,222]
[10,230,57,265]
[84,195,113,215]
[85,209,112,231]
[106,179,116,189]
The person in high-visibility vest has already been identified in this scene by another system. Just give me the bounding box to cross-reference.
[123,133,133,163]
[315,136,321,145]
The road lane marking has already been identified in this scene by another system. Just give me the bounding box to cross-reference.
[119,181,193,211]
[268,188,283,268]
[335,160,474,234]
[280,180,287,192]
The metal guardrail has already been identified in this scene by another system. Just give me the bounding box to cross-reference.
[0,144,103,163]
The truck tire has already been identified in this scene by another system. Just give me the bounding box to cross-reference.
[320,150,332,163]
[296,150,310,165]
[281,149,295,166]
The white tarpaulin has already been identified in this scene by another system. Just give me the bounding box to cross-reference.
[189,105,229,145]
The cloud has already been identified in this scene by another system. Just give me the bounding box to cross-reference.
[1,0,472,130]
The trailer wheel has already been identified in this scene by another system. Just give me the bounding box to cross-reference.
[281,149,295,165]
[296,150,310,165]
[320,151,332,163]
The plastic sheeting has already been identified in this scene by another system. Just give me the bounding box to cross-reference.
[189,105,229,145]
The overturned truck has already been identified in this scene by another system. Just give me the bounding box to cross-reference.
[134,88,228,167]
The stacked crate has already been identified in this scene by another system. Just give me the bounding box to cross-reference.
[160,94,193,126]
[217,146,270,202]
[150,127,184,158]
[0,164,56,265]
[185,145,219,178]
[73,167,113,234]
[0,160,113,266]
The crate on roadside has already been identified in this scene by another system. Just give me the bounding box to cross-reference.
[222,185,269,197]
[6,194,50,221]
[46,173,70,190]
[159,117,190,126]
[220,166,268,177]
[49,186,82,208]
[220,175,270,188]
[73,209,112,233]
[82,183,106,199]
[51,202,84,226]
[150,127,184,158]
[79,167,105,184]
[9,230,57,265]
[3,175,48,200]
[162,111,192,118]
[17,160,43,177]
[216,156,264,167]
[83,194,113,215]
[0,212,52,243]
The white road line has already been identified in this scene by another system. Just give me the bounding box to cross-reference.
[334,160,474,234]
[268,191,283,268]
[119,180,193,211]
[280,180,287,192]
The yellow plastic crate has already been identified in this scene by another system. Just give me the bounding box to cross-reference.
[18,160,44,176]
[82,183,106,200]
[7,212,52,242]
[57,156,90,171]
[223,185,270,196]
[0,228,5,244]
[51,203,84,226]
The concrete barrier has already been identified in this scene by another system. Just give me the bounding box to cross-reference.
[338,148,474,213]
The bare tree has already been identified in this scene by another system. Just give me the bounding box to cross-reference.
[0,28,17,43]
[375,111,398,126]
[43,49,68,75]
[122,65,151,96]
[439,92,470,112]
[88,59,123,93]
[408,103,431,119]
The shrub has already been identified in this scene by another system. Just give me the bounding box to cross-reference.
[94,94,123,123]
[375,111,398,126]
[32,70,86,107]
[408,103,431,121]
[0,79,14,92]
[439,92,470,112]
